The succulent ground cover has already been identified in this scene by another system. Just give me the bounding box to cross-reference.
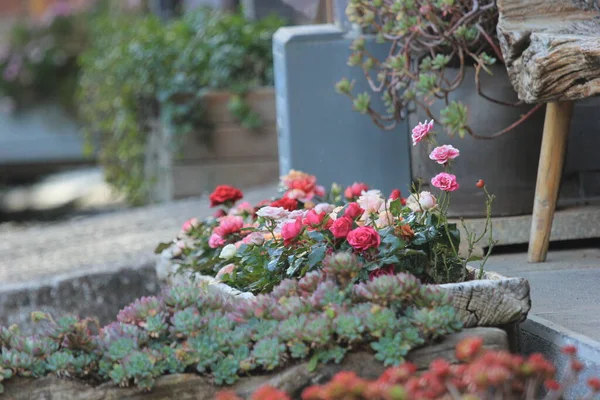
[0,261,461,393]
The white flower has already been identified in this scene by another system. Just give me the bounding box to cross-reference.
[357,190,385,214]
[406,193,421,213]
[314,203,335,214]
[406,192,437,212]
[219,244,237,260]
[376,211,394,228]
[329,206,344,221]
[288,209,307,220]
[256,206,290,220]
[419,191,437,210]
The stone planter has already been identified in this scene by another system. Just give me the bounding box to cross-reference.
[145,88,279,203]
[410,65,546,218]
[3,327,508,399]
[156,252,531,331]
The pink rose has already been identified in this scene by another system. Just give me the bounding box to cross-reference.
[229,201,255,216]
[302,209,326,229]
[412,120,434,146]
[242,232,265,246]
[347,226,381,251]
[281,218,303,245]
[315,185,326,197]
[208,233,226,249]
[431,173,460,192]
[214,216,244,237]
[429,145,460,165]
[330,216,353,239]
[344,202,364,220]
[181,217,199,233]
[216,263,236,280]
[344,182,369,200]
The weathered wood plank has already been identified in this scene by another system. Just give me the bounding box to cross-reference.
[497,0,600,103]
[2,328,508,399]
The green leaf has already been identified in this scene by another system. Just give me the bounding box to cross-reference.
[154,242,173,254]
[380,256,399,264]
[307,354,319,372]
[307,245,327,270]
[307,230,325,242]
[389,198,403,216]
[467,255,483,262]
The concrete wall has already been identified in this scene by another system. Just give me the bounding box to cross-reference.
[273,25,412,195]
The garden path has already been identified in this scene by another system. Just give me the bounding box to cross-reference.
[0,183,278,290]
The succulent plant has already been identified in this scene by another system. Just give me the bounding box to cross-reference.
[0,271,462,391]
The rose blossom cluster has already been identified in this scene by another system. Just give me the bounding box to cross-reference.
[411,120,460,193]
[171,169,413,282]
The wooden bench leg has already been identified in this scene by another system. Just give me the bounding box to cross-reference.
[528,101,574,263]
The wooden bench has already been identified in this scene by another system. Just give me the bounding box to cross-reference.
[497,0,600,262]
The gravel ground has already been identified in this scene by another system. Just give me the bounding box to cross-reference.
[0,184,278,290]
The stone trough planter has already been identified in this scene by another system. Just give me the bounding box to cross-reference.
[155,252,532,332]
[3,328,508,399]
[1,256,522,399]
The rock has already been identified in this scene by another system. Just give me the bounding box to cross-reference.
[158,260,532,328]
[440,267,531,328]
[3,328,508,399]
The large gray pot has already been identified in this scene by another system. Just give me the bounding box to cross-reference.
[410,65,546,217]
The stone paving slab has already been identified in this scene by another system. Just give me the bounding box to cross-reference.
[486,248,600,342]
[0,183,278,290]
[454,205,600,246]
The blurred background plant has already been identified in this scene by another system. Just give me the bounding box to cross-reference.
[0,1,93,115]
[77,6,285,205]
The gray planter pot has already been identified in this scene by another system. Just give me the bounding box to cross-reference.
[410,65,546,217]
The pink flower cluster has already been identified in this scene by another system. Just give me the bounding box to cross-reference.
[412,120,460,193]
[281,170,325,202]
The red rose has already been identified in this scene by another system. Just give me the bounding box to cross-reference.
[270,197,298,211]
[209,185,244,207]
[344,202,364,220]
[344,182,369,200]
[389,189,402,200]
[369,265,396,280]
[302,209,326,229]
[281,218,303,246]
[347,226,381,251]
[330,216,353,239]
